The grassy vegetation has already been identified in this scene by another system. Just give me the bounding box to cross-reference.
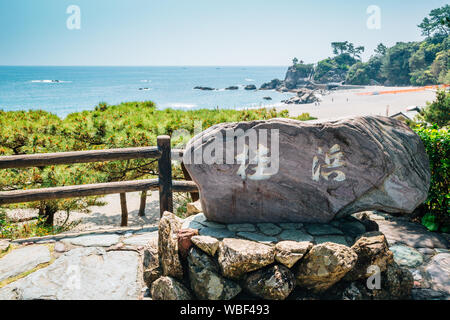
[346,6,449,86]
[0,102,314,239]
[409,90,450,233]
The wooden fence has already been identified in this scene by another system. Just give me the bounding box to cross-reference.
[0,135,198,226]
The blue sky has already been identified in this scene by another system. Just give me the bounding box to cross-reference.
[0,0,447,66]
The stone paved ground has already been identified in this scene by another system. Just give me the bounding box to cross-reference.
[0,228,157,300]
[0,211,448,300]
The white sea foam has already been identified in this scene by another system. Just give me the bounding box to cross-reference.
[245,78,255,82]
[31,80,71,83]
[168,103,197,109]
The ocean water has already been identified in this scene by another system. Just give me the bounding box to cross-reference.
[0,66,293,118]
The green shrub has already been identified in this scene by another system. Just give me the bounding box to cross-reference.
[0,103,312,236]
[413,125,449,232]
[421,89,450,127]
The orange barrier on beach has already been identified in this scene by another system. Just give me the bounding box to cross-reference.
[356,84,449,96]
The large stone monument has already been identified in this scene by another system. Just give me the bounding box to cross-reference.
[148,116,432,301]
[183,116,430,223]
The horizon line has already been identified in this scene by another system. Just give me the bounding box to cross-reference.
[0,65,291,68]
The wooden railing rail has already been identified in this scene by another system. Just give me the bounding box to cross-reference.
[0,136,198,226]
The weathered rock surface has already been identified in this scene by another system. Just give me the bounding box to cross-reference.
[188,248,241,300]
[62,234,120,247]
[424,253,450,295]
[186,200,203,216]
[296,242,358,292]
[183,116,430,224]
[376,218,448,249]
[0,248,142,300]
[0,240,10,252]
[390,245,424,268]
[177,228,199,258]
[158,211,183,279]
[260,78,283,90]
[191,235,220,256]
[143,238,161,287]
[275,241,313,268]
[374,262,414,299]
[245,265,295,300]
[151,276,192,300]
[236,232,277,243]
[282,88,319,104]
[344,232,393,281]
[218,238,275,279]
[194,86,215,91]
[227,223,256,232]
[279,230,314,242]
[0,245,51,282]
[123,231,158,246]
[257,223,282,236]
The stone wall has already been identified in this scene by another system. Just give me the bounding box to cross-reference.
[148,211,415,300]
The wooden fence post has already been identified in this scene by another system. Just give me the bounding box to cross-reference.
[158,135,173,216]
[138,190,147,217]
[120,193,128,226]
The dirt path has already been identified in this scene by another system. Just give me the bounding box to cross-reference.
[6,191,162,233]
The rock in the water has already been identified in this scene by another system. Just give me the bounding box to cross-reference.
[151,276,192,300]
[296,242,358,292]
[158,211,183,279]
[194,86,215,91]
[260,78,283,90]
[191,235,220,256]
[245,265,295,300]
[0,245,51,282]
[225,86,239,90]
[344,232,393,281]
[244,84,257,90]
[0,248,142,300]
[186,200,203,216]
[183,116,430,224]
[275,241,313,268]
[188,248,241,300]
[218,238,275,279]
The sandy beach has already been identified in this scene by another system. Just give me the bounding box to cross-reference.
[277,85,438,120]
